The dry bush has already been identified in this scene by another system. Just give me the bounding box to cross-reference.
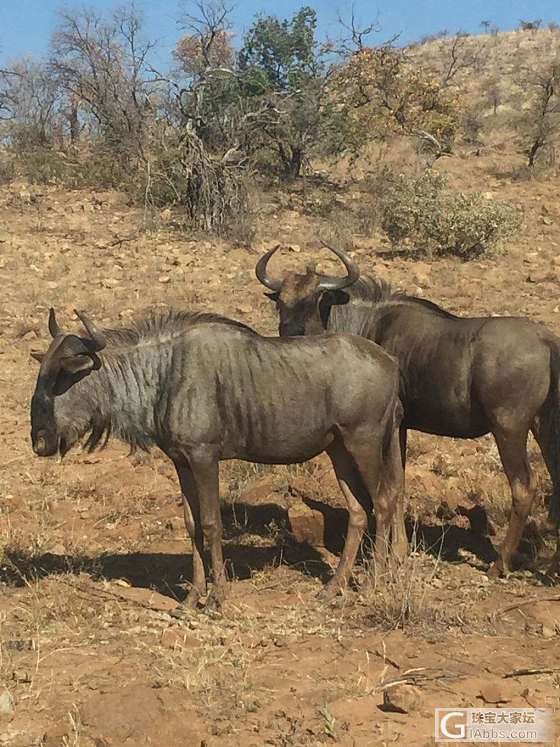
[378,169,522,258]
[11,147,70,185]
[143,128,253,238]
[361,544,463,632]
[0,151,16,184]
[4,141,133,188]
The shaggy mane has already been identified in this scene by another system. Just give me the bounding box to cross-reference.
[102,308,255,347]
[349,276,458,320]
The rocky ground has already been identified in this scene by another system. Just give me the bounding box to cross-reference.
[1,162,560,745]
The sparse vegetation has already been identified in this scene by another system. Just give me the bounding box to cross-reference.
[519,61,560,168]
[330,45,461,161]
[4,13,560,746]
[378,170,522,257]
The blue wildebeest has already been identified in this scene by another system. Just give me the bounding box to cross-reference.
[30,308,403,609]
[256,242,560,576]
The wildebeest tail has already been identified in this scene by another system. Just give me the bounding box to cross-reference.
[545,344,560,527]
[382,390,404,462]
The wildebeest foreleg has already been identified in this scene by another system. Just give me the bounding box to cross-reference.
[189,450,227,609]
[492,428,535,575]
[174,461,207,607]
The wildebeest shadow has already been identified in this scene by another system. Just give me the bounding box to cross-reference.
[1,498,506,601]
[1,500,332,601]
[1,543,331,602]
[415,522,498,565]
[302,497,500,566]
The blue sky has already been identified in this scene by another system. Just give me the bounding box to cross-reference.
[1,0,559,66]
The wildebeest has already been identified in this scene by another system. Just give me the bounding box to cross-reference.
[30,307,403,609]
[256,242,560,575]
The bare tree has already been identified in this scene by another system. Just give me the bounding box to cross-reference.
[521,63,560,167]
[485,80,501,116]
[0,59,62,146]
[335,6,382,55]
[440,32,483,86]
[172,0,237,143]
[518,19,542,31]
[49,4,158,159]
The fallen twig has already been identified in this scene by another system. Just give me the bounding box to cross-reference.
[108,233,140,248]
[497,594,560,615]
[376,667,461,693]
[504,667,560,679]
[369,647,401,670]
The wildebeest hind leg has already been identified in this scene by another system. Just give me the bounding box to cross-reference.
[174,461,206,608]
[491,427,535,576]
[532,418,560,527]
[322,436,382,598]
[384,424,407,563]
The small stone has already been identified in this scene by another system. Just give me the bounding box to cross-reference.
[382,684,421,713]
[160,627,199,650]
[527,271,557,284]
[158,275,171,284]
[288,502,325,546]
[11,670,31,684]
[542,625,556,639]
[0,689,14,718]
[478,682,510,705]
[42,727,69,747]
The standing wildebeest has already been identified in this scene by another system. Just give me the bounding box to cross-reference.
[30,307,402,609]
[256,242,560,575]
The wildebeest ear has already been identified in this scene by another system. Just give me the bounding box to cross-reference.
[264,292,279,302]
[30,351,45,364]
[60,354,95,374]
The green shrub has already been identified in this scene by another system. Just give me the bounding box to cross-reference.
[379,170,522,258]
[16,147,71,185]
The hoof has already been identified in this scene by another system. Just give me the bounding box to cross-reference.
[204,595,223,614]
[169,588,204,618]
[488,561,505,578]
[546,555,560,577]
[169,605,191,620]
[204,584,226,613]
[317,580,345,604]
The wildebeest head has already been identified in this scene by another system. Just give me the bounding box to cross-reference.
[30,308,106,457]
[256,242,360,336]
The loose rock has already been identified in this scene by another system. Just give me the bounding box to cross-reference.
[288,502,325,546]
[0,689,14,718]
[382,684,421,713]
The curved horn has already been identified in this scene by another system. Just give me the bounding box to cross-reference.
[74,310,106,352]
[318,241,360,291]
[48,307,63,338]
[255,245,282,292]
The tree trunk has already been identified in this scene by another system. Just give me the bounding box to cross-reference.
[528,136,544,167]
[284,147,303,179]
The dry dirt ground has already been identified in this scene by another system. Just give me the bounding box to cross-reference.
[2,161,560,746]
